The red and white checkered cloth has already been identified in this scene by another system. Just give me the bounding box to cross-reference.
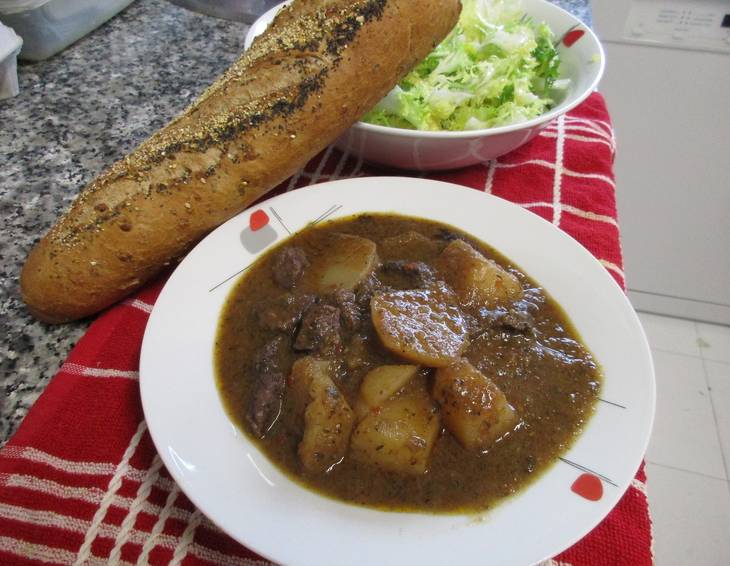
[0,93,653,565]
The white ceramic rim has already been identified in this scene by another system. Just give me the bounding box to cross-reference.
[243,0,605,139]
[140,177,655,566]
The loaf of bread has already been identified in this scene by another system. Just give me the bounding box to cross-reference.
[21,0,461,323]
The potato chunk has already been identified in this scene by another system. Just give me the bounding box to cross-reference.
[350,388,440,475]
[355,364,419,420]
[288,357,331,412]
[436,239,522,307]
[310,233,378,292]
[371,283,468,367]
[433,359,518,451]
[360,365,419,410]
[299,381,355,473]
[380,231,439,261]
[288,357,355,473]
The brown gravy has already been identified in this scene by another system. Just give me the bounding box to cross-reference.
[215,214,601,512]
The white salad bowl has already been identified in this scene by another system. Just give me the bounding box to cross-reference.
[245,0,605,171]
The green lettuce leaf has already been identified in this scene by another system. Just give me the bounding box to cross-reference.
[362,0,567,131]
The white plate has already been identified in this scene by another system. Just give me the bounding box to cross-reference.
[140,177,655,566]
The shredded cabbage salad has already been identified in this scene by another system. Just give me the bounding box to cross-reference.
[362,0,567,131]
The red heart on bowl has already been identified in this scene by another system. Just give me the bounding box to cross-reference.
[563,29,584,47]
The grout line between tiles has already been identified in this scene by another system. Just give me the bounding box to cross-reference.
[636,311,704,359]
[693,320,703,361]
[650,347,704,361]
[634,308,728,325]
[695,320,730,365]
[699,355,730,366]
[701,356,730,482]
[691,321,705,360]
[645,459,729,483]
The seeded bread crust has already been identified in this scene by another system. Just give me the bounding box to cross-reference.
[21,0,461,323]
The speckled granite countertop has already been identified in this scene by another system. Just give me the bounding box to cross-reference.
[0,0,591,444]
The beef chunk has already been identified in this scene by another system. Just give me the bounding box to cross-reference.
[247,372,286,437]
[435,228,462,242]
[254,336,287,375]
[271,247,309,289]
[331,288,360,330]
[477,305,535,335]
[381,260,436,288]
[501,299,537,333]
[294,304,342,355]
[501,309,534,333]
[345,334,370,370]
[247,337,288,437]
[355,273,387,309]
[257,293,316,332]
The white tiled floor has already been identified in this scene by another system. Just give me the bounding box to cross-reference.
[637,312,730,565]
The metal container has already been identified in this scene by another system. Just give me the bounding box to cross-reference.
[168,0,281,24]
[0,0,134,61]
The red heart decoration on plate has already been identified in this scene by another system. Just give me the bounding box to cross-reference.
[249,209,270,231]
[571,473,603,501]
